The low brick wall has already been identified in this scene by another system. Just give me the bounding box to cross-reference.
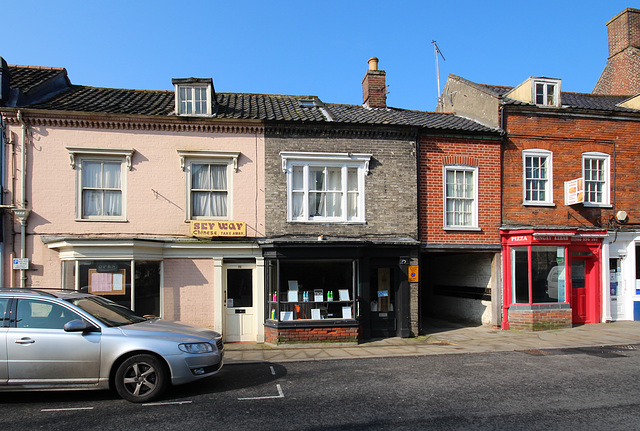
[508,307,572,331]
[265,325,360,344]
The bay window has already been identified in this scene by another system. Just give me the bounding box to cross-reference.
[282,151,370,223]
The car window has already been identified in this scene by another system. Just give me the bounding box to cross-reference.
[66,296,146,327]
[0,298,8,327]
[16,299,83,329]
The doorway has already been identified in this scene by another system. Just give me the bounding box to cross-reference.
[570,249,599,324]
[369,267,397,337]
[224,265,256,342]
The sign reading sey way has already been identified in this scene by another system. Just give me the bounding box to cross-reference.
[190,221,247,237]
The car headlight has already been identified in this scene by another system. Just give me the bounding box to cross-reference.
[179,342,215,354]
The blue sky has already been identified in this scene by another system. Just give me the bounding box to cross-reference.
[1,1,637,111]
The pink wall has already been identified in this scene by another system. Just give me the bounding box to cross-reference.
[3,123,265,288]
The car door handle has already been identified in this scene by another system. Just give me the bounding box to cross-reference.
[15,337,35,344]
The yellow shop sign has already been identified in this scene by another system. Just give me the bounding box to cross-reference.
[190,221,247,237]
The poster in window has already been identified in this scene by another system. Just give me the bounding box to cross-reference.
[89,269,126,295]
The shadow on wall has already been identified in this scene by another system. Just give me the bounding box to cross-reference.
[163,258,210,322]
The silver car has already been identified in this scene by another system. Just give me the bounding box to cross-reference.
[0,288,224,402]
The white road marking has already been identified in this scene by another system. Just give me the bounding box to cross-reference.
[238,384,284,400]
[270,366,276,375]
[41,407,94,412]
[142,400,193,406]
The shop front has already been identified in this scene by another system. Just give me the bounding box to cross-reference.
[45,236,265,342]
[261,240,418,344]
[501,228,607,330]
[606,231,640,322]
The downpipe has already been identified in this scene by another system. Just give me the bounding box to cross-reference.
[16,110,28,288]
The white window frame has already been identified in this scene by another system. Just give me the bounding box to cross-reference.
[523,149,554,206]
[443,165,479,230]
[178,150,239,221]
[66,147,134,222]
[174,83,213,116]
[582,152,611,207]
[532,79,561,107]
[280,151,371,223]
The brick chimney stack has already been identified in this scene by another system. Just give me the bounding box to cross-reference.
[362,57,387,108]
[593,8,640,95]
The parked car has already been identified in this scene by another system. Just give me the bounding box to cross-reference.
[0,288,224,402]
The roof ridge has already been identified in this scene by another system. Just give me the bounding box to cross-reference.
[9,64,65,71]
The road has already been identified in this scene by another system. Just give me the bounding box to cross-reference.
[1,345,640,430]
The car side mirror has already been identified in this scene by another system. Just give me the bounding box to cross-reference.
[64,319,100,333]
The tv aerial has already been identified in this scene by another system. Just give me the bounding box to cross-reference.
[432,40,446,102]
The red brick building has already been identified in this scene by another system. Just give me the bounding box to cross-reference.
[438,8,640,330]
[418,134,502,328]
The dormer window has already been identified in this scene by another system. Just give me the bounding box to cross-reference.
[533,79,560,107]
[172,78,214,116]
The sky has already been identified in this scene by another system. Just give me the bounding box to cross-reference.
[1,0,638,111]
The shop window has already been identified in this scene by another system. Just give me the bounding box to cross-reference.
[178,150,239,220]
[64,260,161,317]
[522,149,553,205]
[511,246,566,304]
[582,152,610,206]
[443,165,478,229]
[281,151,370,223]
[66,147,134,221]
[267,259,357,321]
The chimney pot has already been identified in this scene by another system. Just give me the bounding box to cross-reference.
[368,57,379,71]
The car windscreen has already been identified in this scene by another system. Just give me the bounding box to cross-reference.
[65,296,147,327]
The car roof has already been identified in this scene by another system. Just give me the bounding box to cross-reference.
[0,288,92,300]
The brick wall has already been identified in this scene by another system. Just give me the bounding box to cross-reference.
[265,125,418,239]
[594,8,640,95]
[508,308,572,331]
[419,135,501,244]
[502,111,640,227]
[265,325,360,344]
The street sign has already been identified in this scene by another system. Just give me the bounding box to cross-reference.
[12,258,29,270]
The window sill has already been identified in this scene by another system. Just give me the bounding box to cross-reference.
[288,220,366,225]
[582,203,612,209]
[522,202,556,207]
[443,226,481,232]
[75,218,128,222]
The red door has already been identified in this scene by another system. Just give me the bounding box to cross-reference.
[570,251,599,324]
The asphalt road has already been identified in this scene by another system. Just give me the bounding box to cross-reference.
[2,346,640,430]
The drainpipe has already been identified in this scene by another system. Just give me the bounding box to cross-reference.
[14,110,29,288]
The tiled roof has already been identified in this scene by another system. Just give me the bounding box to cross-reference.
[448,74,640,113]
[6,64,497,134]
[474,83,635,113]
[8,65,68,94]
[24,86,495,133]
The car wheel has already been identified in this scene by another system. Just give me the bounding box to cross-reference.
[114,354,168,403]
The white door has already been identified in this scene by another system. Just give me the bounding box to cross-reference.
[610,258,626,321]
[224,266,256,342]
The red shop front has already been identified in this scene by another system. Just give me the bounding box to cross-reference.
[501,228,606,330]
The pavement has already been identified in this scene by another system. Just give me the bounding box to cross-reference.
[224,320,640,364]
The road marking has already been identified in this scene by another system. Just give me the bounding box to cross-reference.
[41,407,94,412]
[270,366,276,376]
[142,400,193,406]
[238,384,284,401]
